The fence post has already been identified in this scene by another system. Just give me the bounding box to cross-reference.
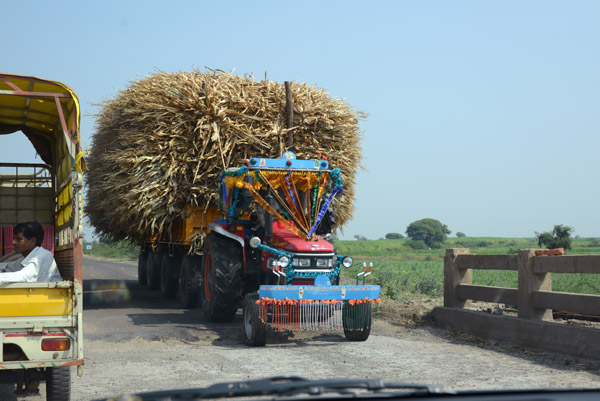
[444,248,471,308]
[518,249,552,320]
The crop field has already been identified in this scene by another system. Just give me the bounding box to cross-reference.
[83,236,600,301]
[335,237,600,300]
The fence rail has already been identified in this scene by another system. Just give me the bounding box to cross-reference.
[435,248,600,358]
[444,248,600,320]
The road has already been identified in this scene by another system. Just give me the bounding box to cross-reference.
[2,257,600,400]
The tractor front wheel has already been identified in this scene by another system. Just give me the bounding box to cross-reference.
[242,293,266,347]
[342,302,372,342]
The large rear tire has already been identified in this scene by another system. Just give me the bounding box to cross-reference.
[179,255,201,308]
[146,251,161,290]
[342,302,372,342]
[161,252,180,299]
[242,293,266,347]
[138,247,148,285]
[46,366,70,401]
[201,233,242,322]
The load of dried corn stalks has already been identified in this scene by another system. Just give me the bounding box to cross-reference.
[85,69,364,249]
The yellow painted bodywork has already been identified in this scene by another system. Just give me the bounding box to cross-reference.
[170,205,223,244]
[0,287,72,317]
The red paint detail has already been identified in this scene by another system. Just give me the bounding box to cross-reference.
[270,221,333,253]
[73,237,83,284]
[286,160,292,166]
[5,333,67,338]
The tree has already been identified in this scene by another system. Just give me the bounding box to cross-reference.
[536,224,573,250]
[385,233,404,239]
[456,232,466,237]
[405,218,451,249]
[354,234,368,241]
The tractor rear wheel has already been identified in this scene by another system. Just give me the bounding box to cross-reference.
[137,246,148,285]
[342,302,372,342]
[179,255,201,308]
[201,233,242,322]
[242,293,266,347]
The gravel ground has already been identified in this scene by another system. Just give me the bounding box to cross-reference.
[3,321,599,401]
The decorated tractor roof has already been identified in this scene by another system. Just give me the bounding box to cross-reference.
[221,152,342,241]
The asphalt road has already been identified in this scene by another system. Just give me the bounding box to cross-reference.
[2,257,600,401]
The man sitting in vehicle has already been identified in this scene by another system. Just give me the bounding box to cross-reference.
[0,222,62,285]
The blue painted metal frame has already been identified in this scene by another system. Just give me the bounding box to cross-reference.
[247,151,329,170]
[259,285,380,301]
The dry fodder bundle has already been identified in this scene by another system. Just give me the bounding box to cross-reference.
[85,69,364,245]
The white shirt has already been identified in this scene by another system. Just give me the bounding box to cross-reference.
[0,247,63,285]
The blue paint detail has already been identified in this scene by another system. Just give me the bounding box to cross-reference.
[285,267,340,284]
[314,275,332,287]
[259,285,380,301]
[249,152,328,170]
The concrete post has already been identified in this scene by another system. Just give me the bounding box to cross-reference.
[444,248,471,308]
[518,249,553,320]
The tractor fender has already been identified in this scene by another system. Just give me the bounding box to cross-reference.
[207,223,245,249]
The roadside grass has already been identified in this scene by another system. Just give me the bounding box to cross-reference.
[83,241,138,261]
[335,237,600,300]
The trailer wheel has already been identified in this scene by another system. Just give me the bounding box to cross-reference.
[201,233,242,322]
[179,255,201,308]
[342,302,372,342]
[161,252,180,299]
[138,246,148,285]
[146,251,161,290]
[242,293,266,347]
[46,366,70,401]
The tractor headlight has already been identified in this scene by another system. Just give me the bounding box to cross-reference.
[294,258,311,267]
[316,258,332,268]
[278,256,290,268]
[342,256,353,268]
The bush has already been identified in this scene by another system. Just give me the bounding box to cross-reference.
[405,239,428,250]
[385,233,404,239]
[406,218,451,249]
[415,276,442,297]
[456,232,466,237]
[536,224,573,250]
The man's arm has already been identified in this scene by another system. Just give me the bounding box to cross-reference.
[0,261,38,285]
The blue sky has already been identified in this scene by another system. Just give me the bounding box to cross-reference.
[2,1,599,240]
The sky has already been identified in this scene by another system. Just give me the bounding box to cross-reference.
[1,0,599,240]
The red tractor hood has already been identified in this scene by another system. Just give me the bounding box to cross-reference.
[270,221,334,253]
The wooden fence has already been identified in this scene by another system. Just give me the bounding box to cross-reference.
[433,248,600,358]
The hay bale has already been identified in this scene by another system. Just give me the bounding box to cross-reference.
[85,69,364,245]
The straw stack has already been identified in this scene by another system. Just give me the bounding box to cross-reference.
[85,69,364,247]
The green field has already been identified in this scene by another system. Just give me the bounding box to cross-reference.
[83,236,600,301]
[335,237,600,300]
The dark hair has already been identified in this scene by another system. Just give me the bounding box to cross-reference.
[13,221,44,247]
